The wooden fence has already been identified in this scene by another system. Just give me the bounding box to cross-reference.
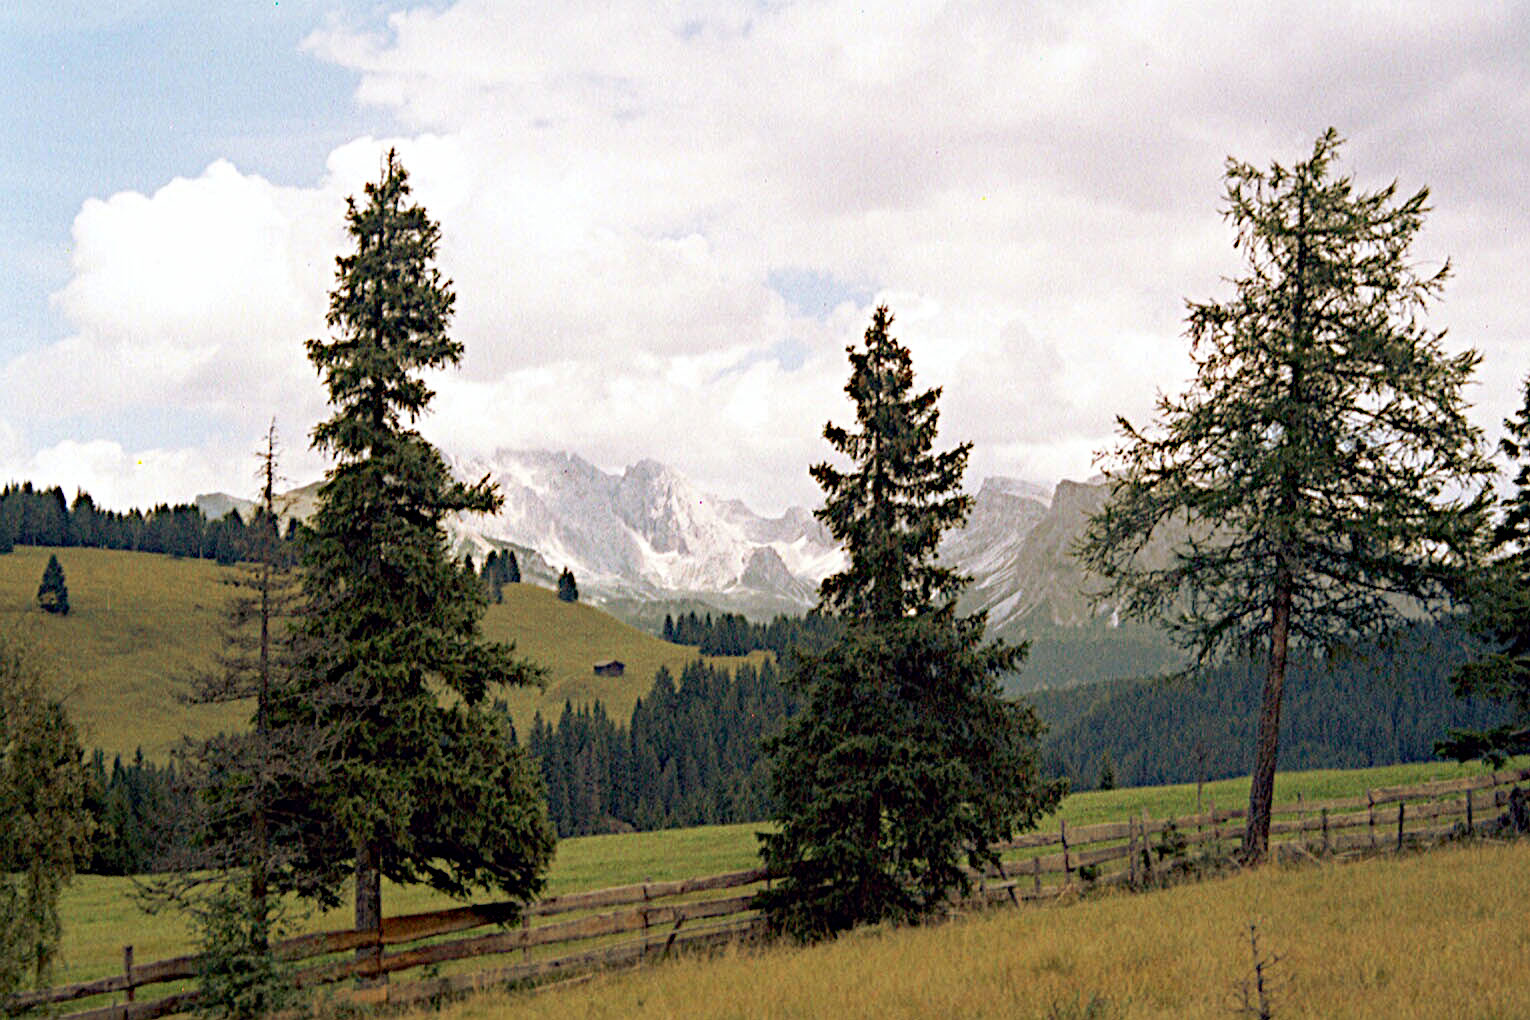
[10,765,1528,1020]
[971,764,1530,907]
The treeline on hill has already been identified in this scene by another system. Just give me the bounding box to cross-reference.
[82,750,179,875]
[0,481,269,563]
[662,610,840,658]
[664,609,1188,692]
[523,658,796,836]
[1035,619,1515,790]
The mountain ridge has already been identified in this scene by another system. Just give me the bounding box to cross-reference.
[196,448,1110,637]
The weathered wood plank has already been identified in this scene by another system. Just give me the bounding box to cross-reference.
[293,892,758,986]
[527,868,767,918]
[378,917,762,1007]
[991,830,1063,851]
[127,953,201,986]
[55,989,200,1020]
[7,972,133,1010]
[1074,843,1130,869]
[1060,820,1133,845]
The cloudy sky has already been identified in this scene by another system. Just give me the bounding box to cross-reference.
[3,2,1528,515]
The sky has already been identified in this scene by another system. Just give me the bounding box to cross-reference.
[3,1,1529,516]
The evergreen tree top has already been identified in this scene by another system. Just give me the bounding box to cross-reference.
[813,305,971,622]
[307,149,460,460]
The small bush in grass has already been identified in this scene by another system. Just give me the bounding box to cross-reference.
[1229,920,1282,1020]
[191,886,298,1020]
[1042,992,1120,1019]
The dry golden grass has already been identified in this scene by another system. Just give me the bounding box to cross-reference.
[0,546,242,758]
[425,840,1530,1020]
[0,546,758,758]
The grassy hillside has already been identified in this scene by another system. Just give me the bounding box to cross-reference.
[0,546,243,758]
[0,546,759,758]
[478,584,768,731]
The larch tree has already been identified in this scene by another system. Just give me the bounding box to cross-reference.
[0,630,93,998]
[758,306,1062,940]
[293,150,554,976]
[1078,130,1494,862]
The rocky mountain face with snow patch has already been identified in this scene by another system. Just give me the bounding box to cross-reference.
[199,448,1115,633]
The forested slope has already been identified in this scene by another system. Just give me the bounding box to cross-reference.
[1033,620,1513,789]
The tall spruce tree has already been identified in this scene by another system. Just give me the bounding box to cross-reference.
[758,306,1061,940]
[1440,374,1530,764]
[294,151,554,973]
[1078,130,1493,862]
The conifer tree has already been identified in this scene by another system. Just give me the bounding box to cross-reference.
[557,568,578,603]
[1441,373,1530,764]
[145,424,327,1016]
[758,306,1061,939]
[36,555,68,615]
[1079,131,1494,862]
[0,632,93,996]
[291,150,554,971]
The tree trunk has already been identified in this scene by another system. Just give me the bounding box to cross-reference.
[1244,580,1292,864]
[354,843,384,987]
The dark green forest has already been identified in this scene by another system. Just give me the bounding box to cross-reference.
[1033,620,1515,790]
[523,658,794,836]
[0,482,258,563]
[662,610,841,658]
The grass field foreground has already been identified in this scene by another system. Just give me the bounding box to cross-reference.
[431,839,1530,1020]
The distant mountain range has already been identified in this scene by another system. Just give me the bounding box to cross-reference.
[196,448,1120,643]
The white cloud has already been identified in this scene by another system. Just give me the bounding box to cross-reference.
[9,439,219,512]
[8,0,1529,516]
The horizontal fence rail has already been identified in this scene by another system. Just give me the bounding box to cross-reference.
[10,769,1528,1020]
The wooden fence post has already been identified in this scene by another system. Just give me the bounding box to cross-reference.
[1396,801,1406,851]
[1142,810,1155,883]
[1321,807,1330,855]
[1368,790,1377,849]
[123,945,134,1004]
[1466,790,1474,835]
[1296,791,1305,850]
[1060,820,1071,885]
[1127,816,1138,886]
